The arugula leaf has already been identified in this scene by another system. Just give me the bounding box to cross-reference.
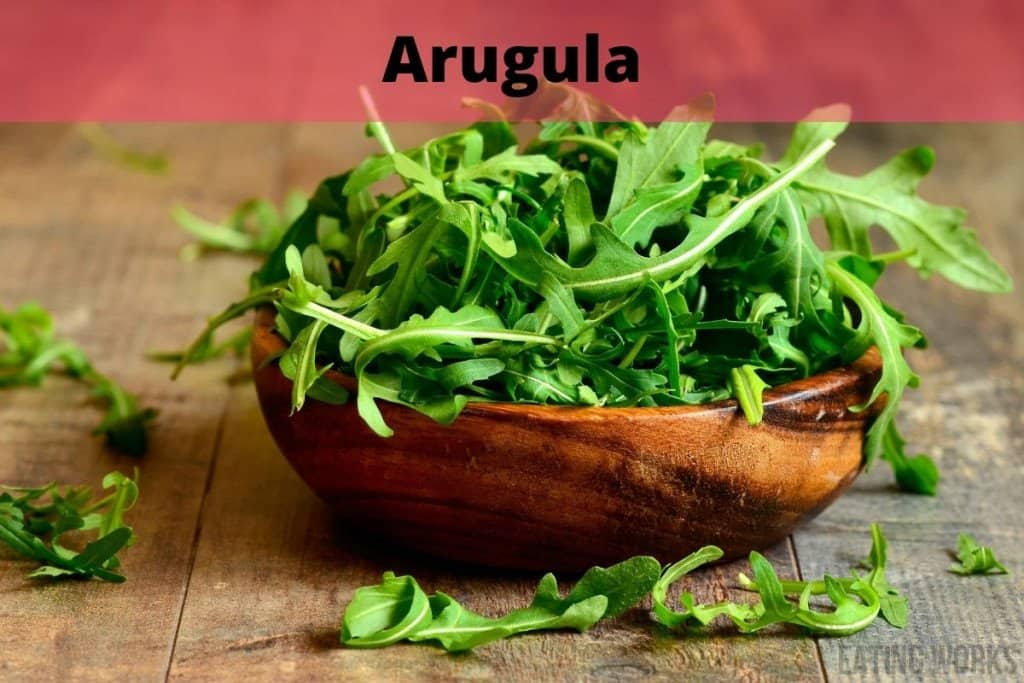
[366,212,448,327]
[826,259,925,468]
[173,192,308,258]
[657,530,898,637]
[406,590,607,652]
[454,146,563,183]
[728,365,769,425]
[651,545,725,628]
[783,119,1011,293]
[339,525,902,652]
[606,112,710,220]
[148,327,251,366]
[531,555,661,619]
[1,303,156,456]
[881,423,939,495]
[77,123,169,175]
[392,153,447,204]
[341,572,432,647]
[562,176,597,265]
[608,165,703,248]
[349,306,557,436]
[859,523,909,627]
[0,470,139,582]
[341,556,658,652]
[949,533,1010,576]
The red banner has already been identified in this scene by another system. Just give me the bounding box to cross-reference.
[3,0,1022,121]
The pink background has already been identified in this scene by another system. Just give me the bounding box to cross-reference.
[2,0,1022,121]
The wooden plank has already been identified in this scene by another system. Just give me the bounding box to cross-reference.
[9,121,1021,681]
[0,123,284,680]
[168,387,823,682]
[167,123,824,682]
[792,124,1024,681]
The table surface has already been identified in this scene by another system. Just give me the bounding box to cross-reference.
[0,122,1021,682]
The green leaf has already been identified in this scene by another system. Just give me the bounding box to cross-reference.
[532,555,661,619]
[949,533,1010,576]
[784,120,1011,293]
[538,273,584,340]
[562,176,596,265]
[454,146,563,183]
[0,470,139,582]
[341,572,433,647]
[301,244,333,290]
[172,91,1010,463]
[0,302,156,455]
[343,154,395,196]
[728,365,769,425]
[78,123,169,175]
[826,259,924,468]
[173,194,307,258]
[282,318,330,412]
[881,424,939,495]
[392,152,447,204]
[652,545,725,628]
[606,113,710,220]
[367,213,447,327]
[72,527,133,570]
[340,557,659,652]
[351,306,557,436]
[408,592,607,652]
[608,165,703,248]
[665,528,900,636]
[859,523,908,627]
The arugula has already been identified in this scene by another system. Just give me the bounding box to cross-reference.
[77,123,169,175]
[949,533,1010,576]
[173,192,308,259]
[1,303,156,456]
[657,524,904,635]
[148,327,251,367]
[340,526,901,651]
[173,92,1010,489]
[783,120,1012,293]
[0,470,139,582]
[729,365,769,425]
[341,556,661,652]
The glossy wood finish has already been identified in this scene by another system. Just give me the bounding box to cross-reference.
[252,306,883,571]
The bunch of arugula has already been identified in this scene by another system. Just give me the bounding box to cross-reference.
[175,99,1010,493]
[0,470,139,582]
[340,524,905,651]
[1,303,157,456]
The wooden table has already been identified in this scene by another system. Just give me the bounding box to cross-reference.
[1,123,1021,682]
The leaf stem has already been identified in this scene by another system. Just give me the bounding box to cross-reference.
[557,135,620,161]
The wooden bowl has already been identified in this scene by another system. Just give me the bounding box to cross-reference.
[251,307,882,572]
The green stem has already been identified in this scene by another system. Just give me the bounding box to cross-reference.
[557,135,620,161]
[171,286,280,379]
[873,248,918,264]
[618,335,648,368]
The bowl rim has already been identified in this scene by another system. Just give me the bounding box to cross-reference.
[252,305,883,418]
